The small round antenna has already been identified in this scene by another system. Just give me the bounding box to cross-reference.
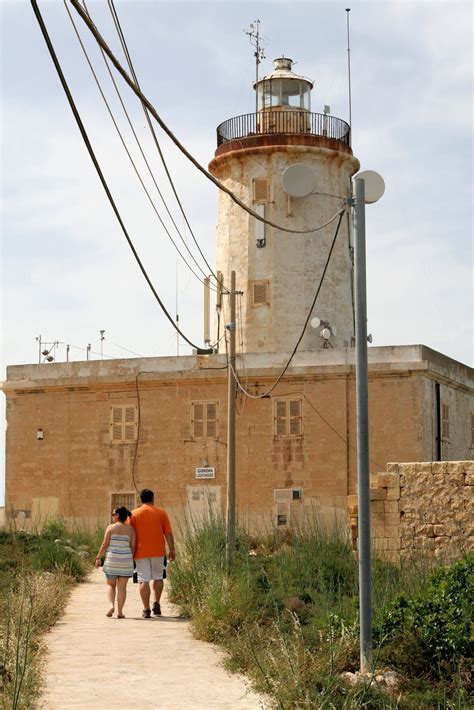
[310,317,321,329]
[282,163,317,198]
[355,170,385,203]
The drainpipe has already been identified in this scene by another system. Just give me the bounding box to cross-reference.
[435,382,441,461]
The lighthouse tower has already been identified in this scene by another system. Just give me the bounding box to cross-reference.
[209,57,360,353]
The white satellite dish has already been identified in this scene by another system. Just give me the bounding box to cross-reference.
[354,170,385,204]
[282,163,317,198]
[310,317,321,329]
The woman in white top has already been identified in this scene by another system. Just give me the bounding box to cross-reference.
[95,506,136,618]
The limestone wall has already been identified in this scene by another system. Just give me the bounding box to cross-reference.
[348,461,473,560]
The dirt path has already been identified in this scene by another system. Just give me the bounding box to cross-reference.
[40,569,270,709]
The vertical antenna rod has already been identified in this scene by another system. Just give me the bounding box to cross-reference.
[346,8,352,145]
[175,261,179,356]
[245,20,265,115]
[204,276,210,347]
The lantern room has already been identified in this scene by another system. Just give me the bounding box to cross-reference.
[255,57,313,112]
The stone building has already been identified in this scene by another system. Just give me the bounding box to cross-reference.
[3,346,472,530]
[2,58,473,530]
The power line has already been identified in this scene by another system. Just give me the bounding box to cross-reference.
[283,390,385,472]
[31,0,204,352]
[106,340,144,357]
[70,0,347,236]
[64,0,218,292]
[230,210,345,399]
[106,0,224,291]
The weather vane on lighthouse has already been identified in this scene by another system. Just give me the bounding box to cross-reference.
[244,20,266,113]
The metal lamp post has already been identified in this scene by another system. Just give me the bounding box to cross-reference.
[352,170,385,673]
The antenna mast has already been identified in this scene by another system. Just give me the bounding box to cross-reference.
[175,260,179,356]
[345,9,352,145]
[245,20,266,115]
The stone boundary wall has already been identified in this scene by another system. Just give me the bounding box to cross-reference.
[348,461,473,560]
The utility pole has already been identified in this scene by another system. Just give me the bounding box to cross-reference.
[226,270,236,568]
[353,176,372,673]
[36,335,42,364]
[100,330,105,359]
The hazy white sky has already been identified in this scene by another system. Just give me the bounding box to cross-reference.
[1,0,473,502]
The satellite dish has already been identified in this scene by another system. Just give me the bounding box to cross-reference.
[321,328,332,340]
[310,317,321,329]
[354,170,385,204]
[282,163,317,198]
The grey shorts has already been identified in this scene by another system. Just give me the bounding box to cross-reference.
[135,556,165,582]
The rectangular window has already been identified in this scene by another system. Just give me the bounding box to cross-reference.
[253,177,269,204]
[191,401,219,439]
[252,280,270,307]
[274,399,302,437]
[109,405,138,443]
[441,403,450,439]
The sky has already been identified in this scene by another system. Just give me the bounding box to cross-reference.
[1,0,473,504]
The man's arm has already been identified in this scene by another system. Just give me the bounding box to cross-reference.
[165,532,175,561]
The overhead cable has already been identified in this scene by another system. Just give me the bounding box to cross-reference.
[229,211,345,398]
[64,1,217,291]
[283,389,385,471]
[70,0,347,236]
[106,0,225,291]
[31,0,203,351]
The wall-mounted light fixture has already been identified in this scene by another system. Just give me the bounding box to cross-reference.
[37,428,44,441]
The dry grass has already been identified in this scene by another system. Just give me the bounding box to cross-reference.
[0,521,100,708]
[1,571,75,709]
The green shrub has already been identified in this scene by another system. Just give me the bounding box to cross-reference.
[41,518,68,540]
[374,554,473,672]
[31,541,86,581]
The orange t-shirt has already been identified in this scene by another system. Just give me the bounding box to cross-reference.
[130,504,172,559]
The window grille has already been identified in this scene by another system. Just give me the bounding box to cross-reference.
[110,492,136,512]
[252,280,270,307]
[109,405,138,443]
[191,401,219,439]
[274,398,302,437]
[253,177,269,204]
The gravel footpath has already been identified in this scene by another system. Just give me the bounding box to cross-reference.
[40,568,270,709]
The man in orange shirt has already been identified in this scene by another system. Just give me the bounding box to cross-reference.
[130,488,175,618]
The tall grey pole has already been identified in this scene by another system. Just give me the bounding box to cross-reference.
[226,271,236,568]
[353,177,372,673]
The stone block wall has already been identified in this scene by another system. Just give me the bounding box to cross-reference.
[348,461,473,560]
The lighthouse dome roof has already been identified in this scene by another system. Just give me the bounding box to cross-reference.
[254,57,314,89]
